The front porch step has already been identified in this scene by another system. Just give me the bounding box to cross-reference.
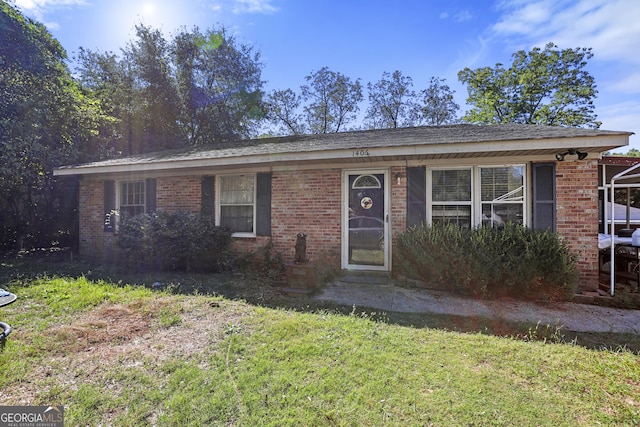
[338,271,392,285]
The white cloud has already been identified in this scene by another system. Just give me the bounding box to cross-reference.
[232,0,278,14]
[608,71,640,94]
[14,0,86,27]
[15,0,86,13]
[491,0,640,95]
[440,8,474,23]
[493,0,640,62]
[453,9,473,23]
[598,101,640,149]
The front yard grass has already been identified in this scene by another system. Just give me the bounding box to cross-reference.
[0,271,639,426]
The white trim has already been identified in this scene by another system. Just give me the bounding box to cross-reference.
[425,164,528,228]
[53,132,627,176]
[216,173,257,238]
[478,164,527,227]
[342,169,390,272]
[427,166,474,227]
[113,179,146,231]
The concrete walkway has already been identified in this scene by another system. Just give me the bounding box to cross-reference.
[315,278,640,334]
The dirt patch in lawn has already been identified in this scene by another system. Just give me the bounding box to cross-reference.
[5,296,252,406]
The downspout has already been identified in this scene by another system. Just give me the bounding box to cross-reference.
[609,163,640,296]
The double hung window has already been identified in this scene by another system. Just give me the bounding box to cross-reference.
[431,169,472,228]
[428,165,526,228]
[219,174,256,235]
[480,166,525,227]
[119,180,146,220]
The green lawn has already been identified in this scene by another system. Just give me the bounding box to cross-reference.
[0,273,639,426]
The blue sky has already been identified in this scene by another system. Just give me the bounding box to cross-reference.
[12,0,640,150]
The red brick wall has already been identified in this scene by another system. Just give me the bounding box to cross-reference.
[77,162,601,290]
[79,176,203,263]
[78,179,117,262]
[555,159,599,290]
[390,166,407,244]
[157,176,201,212]
[270,169,342,268]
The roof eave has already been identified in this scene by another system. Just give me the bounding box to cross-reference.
[53,133,630,177]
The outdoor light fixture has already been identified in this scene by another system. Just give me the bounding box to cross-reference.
[394,172,403,185]
[555,148,588,161]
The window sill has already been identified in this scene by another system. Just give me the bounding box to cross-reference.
[231,232,257,239]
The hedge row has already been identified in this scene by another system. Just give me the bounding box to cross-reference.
[116,211,232,272]
[395,222,578,300]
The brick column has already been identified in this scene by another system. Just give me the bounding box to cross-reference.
[555,159,599,291]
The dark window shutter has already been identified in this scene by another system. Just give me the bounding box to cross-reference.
[532,163,556,231]
[201,176,215,218]
[407,167,427,227]
[145,178,157,214]
[256,173,272,236]
[104,180,116,232]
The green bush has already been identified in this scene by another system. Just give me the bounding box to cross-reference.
[116,211,232,272]
[396,222,578,300]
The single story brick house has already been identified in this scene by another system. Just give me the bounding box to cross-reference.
[54,124,631,291]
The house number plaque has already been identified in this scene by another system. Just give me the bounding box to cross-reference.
[352,149,370,157]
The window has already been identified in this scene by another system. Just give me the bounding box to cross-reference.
[104,178,155,232]
[119,180,146,220]
[219,174,256,235]
[427,165,526,228]
[430,169,472,228]
[480,166,525,227]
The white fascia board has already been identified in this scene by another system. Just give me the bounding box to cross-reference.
[53,134,628,176]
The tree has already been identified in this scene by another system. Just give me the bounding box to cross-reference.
[0,1,106,249]
[76,48,137,157]
[458,42,600,128]
[264,88,305,135]
[76,24,265,154]
[418,77,459,125]
[127,24,183,153]
[301,67,363,133]
[364,70,419,129]
[609,148,640,157]
[172,27,264,145]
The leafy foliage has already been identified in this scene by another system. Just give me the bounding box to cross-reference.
[301,67,363,133]
[0,2,108,250]
[418,76,460,125]
[458,42,600,128]
[396,222,578,300]
[265,67,363,135]
[264,88,305,135]
[364,70,419,129]
[116,210,232,272]
[76,24,264,155]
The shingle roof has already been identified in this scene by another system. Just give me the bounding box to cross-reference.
[54,124,632,175]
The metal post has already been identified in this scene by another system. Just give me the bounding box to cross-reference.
[609,163,640,296]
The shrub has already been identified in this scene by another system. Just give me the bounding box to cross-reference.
[396,223,578,300]
[234,239,286,282]
[116,211,232,272]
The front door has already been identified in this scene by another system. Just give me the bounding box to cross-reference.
[343,170,389,271]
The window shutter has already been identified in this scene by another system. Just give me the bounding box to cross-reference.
[532,163,556,231]
[256,173,272,236]
[407,167,426,227]
[145,178,157,214]
[201,176,215,218]
[103,180,116,232]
